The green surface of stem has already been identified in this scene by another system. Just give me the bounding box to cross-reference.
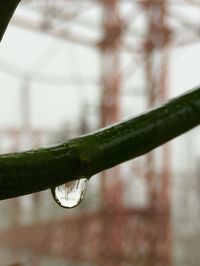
[0,87,199,200]
[0,0,21,41]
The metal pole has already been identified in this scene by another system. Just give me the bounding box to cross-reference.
[99,0,123,210]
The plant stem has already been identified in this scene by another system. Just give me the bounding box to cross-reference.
[0,87,199,200]
[0,0,21,41]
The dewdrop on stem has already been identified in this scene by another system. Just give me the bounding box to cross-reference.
[51,178,88,208]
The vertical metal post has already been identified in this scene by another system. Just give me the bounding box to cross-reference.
[142,0,171,265]
[99,1,124,265]
[21,78,30,130]
[99,0,123,210]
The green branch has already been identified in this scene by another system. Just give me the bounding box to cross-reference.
[0,87,199,200]
[0,0,21,41]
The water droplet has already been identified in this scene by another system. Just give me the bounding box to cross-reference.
[51,178,88,208]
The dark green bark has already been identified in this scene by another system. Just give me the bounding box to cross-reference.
[0,0,21,41]
[0,87,199,200]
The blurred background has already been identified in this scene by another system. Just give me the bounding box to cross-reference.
[0,0,200,265]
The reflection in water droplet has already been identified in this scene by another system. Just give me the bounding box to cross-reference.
[51,178,88,208]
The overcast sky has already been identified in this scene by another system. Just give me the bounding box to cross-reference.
[0,3,199,160]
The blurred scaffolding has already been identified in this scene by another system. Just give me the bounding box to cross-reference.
[0,0,200,265]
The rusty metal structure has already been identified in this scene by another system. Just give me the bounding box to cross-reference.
[0,0,200,265]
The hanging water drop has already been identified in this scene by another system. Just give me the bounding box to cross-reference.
[51,178,88,208]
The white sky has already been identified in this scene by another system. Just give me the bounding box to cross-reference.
[0,25,100,129]
[0,3,199,160]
